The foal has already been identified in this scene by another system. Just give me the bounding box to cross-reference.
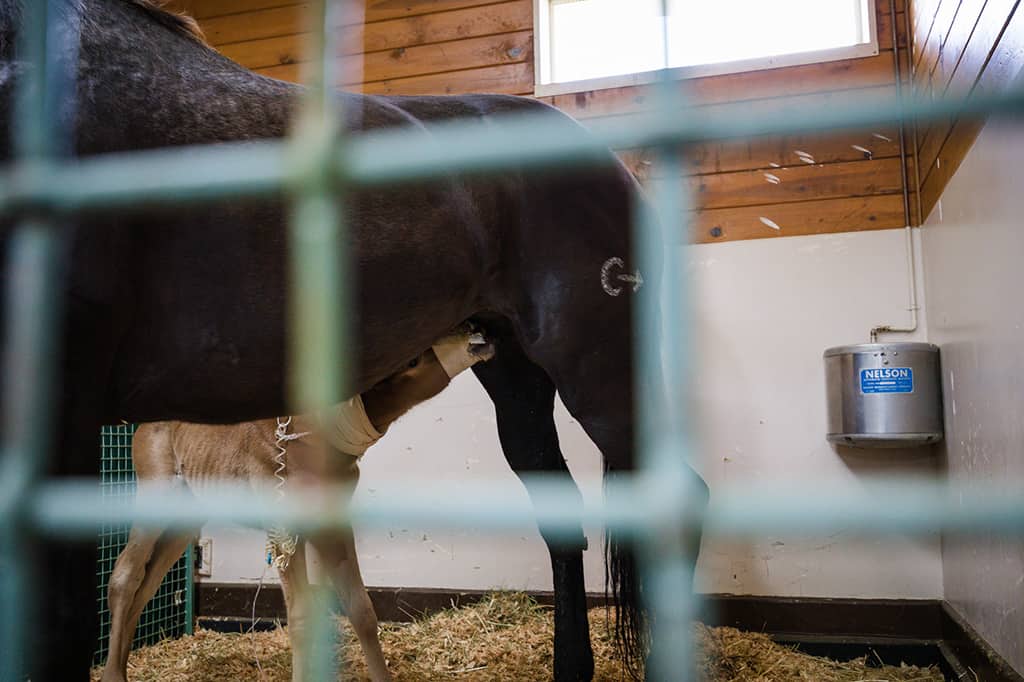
[101,327,493,682]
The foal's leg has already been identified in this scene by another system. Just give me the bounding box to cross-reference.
[277,540,318,682]
[104,424,195,681]
[472,328,594,682]
[104,528,196,681]
[102,525,165,682]
[310,529,391,682]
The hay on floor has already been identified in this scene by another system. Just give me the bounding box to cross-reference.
[91,592,945,681]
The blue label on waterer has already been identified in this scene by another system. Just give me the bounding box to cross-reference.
[860,367,913,394]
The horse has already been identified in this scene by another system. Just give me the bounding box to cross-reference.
[0,1,709,679]
[103,326,494,682]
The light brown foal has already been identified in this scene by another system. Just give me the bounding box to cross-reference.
[101,328,493,682]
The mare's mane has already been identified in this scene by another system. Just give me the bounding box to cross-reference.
[124,0,206,44]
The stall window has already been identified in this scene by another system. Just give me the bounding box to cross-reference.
[535,0,878,96]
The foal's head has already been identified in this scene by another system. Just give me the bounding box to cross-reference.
[362,326,495,431]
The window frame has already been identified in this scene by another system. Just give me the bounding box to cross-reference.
[533,0,880,97]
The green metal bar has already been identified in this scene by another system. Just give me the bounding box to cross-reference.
[289,1,348,677]
[304,585,340,681]
[0,229,62,681]
[21,477,1024,539]
[0,142,287,213]
[287,0,347,412]
[0,2,78,679]
[2,87,1024,214]
[344,86,1024,184]
[634,47,699,675]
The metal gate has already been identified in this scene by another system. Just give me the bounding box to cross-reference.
[95,424,194,665]
[2,1,1024,679]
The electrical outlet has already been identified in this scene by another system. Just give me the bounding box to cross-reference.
[197,537,213,577]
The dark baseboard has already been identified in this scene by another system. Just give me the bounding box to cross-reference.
[196,583,1023,681]
[698,594,945,640]
[197,583,607,624]
[941,602,1024,682]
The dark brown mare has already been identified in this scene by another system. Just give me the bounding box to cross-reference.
[0,1,708,679]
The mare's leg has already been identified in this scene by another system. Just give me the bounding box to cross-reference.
[36,392,104,679]
[472,326,594,682]
[524,309,709,680]
[310,530,391,682]
[26,293,121,680]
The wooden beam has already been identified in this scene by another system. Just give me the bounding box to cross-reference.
[199,1,532,50]
[357,1,532,54]
[916,0,1018,174]
[916,0,966,82]
[912,0,943,70]
[928,0,987,93]
[351,31,533,84]
[363,0,517,24]
[685,157,904,210]
[199,4,306,45]
[546,54,896,121]
[171,0,299,20]
[221,29,534,78]
[616,127,901,178]
[878,10,911,50]
[566,86,898,138]
[217,32,308,71]
[690,194,906,243]
[919,0,1024,214]
[175,0,517,23]
[919,116,984,219]
[354,61,533,95]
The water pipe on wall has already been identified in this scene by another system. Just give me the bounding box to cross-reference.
[870,0,921,343]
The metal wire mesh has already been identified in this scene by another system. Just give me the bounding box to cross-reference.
[94,424,193,666]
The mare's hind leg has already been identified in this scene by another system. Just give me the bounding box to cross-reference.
[35,388,105,680]
[472,326,594,682]
[28,297,120,681]
[528,315,709,680]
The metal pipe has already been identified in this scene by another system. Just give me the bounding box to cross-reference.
[870,0,920,343]
[869,224,920,342]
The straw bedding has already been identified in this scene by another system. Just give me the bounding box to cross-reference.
[90,592,945,681]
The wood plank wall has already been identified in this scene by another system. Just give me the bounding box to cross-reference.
[170,0,912,244]
[909,0,1024,221]
[174,0,535,95]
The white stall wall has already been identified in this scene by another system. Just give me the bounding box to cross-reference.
[202,226,943,600]
[922,122,1024,675]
